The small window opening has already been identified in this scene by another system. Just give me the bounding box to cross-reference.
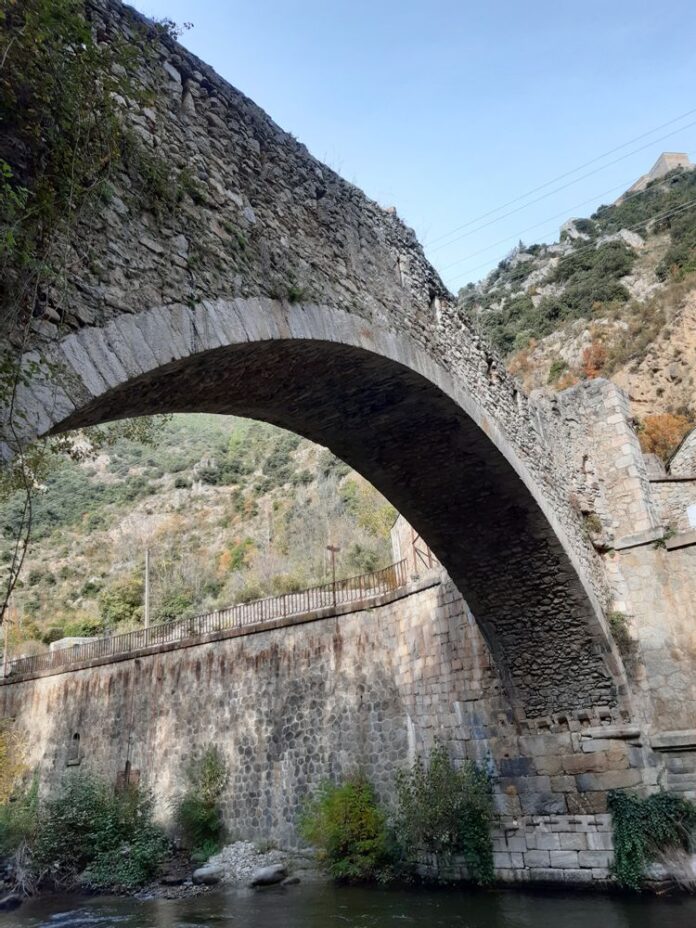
[67,731,81,766]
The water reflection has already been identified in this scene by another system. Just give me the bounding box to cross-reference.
[5,883,696,928]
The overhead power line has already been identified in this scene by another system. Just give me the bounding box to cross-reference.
[440,179,630,273]
[448,194,696,288]
[442,152,696,278]
[442,141,692,276]
[426,106,696,248]
[428,118,696,255]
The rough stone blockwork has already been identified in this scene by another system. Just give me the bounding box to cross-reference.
[1,0,625,718]
[0,579,628,883]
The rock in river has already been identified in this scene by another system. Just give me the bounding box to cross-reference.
[192,865,224,885]
[249,864,288,887]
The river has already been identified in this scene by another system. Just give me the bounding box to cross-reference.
[4,883,696,927]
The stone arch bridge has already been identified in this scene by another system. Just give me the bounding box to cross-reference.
[1,0,625,719]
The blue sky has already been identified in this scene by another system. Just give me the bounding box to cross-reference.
[139,0,696,292]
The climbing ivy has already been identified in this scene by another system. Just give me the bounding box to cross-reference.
[0,0,194,341]
[608,789,696,890]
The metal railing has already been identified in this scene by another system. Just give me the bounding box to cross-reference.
[4,559,408,678]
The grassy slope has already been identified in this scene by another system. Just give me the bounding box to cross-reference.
[1,415,396,654]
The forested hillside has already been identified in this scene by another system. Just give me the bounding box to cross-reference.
[457,165,696,455]
[0,416,396,657]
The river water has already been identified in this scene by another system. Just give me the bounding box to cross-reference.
[4,884,696,928]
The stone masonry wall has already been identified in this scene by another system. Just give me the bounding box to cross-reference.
[0,578,641,884]
[649,479,696,533]
[668,427,696,476]
[539,378,696,799]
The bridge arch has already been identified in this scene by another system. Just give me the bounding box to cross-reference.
[6,298,621,717]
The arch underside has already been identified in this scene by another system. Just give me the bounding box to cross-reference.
[41,310,618,718]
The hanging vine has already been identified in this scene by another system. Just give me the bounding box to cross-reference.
[608,789,696,890]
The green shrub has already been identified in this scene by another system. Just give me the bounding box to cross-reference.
[236,582,264,604]
[228,537,254,571]
[346,543,380,574]
[80,578,103,597]
[98,573,143,628]
[40,625,64,645]
[394,744,494,884]
[608,790,696,889]
[548,359,569,384]
[607,611,633,657]
[154,590,194,623]
[0,774,39,856]
[270,573,305,595]
[299,775,394,882]
[32,774,168,890]
[174,746,228,860]
[63,615,103,638]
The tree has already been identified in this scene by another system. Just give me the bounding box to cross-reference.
[638,413,693,462]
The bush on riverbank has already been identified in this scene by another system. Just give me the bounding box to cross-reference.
[1,773,169,892]
[299,748,494,885]
[0,780,38,857]
[32,774,169,890]
[394,745,494,884]
[174,745,229,862]
[608,789,696,890]
[299,775,396,882]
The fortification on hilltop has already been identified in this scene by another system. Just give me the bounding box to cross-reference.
[619,151,694,201]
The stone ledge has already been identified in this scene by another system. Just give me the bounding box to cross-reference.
[649,476,696,484]
[665,530,696,551]
[580,725,642,741]
[650,730,696,752]
[614,527,664,551]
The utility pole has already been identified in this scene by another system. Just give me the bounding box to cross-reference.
[2,604,14,677]
[144,548,150,629]
[326,544,340,608]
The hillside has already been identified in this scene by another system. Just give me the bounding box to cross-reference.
[456,163,696,439]
[0,416,396,657]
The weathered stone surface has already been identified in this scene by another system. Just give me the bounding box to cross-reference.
[250,864,287,887]
[192,865,224,885]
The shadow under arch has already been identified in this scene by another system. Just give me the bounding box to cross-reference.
[14,298,622,717]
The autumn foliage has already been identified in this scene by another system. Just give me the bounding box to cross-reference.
[638,414,693,462]
[581,340,608,379]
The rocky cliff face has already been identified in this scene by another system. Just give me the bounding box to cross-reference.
[457,165,696,427]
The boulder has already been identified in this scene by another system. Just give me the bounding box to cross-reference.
[161,871,188,886]
[281,875,300,886]
[192,865,224,885]
[249,864,287,887]
[0,893,22,911]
